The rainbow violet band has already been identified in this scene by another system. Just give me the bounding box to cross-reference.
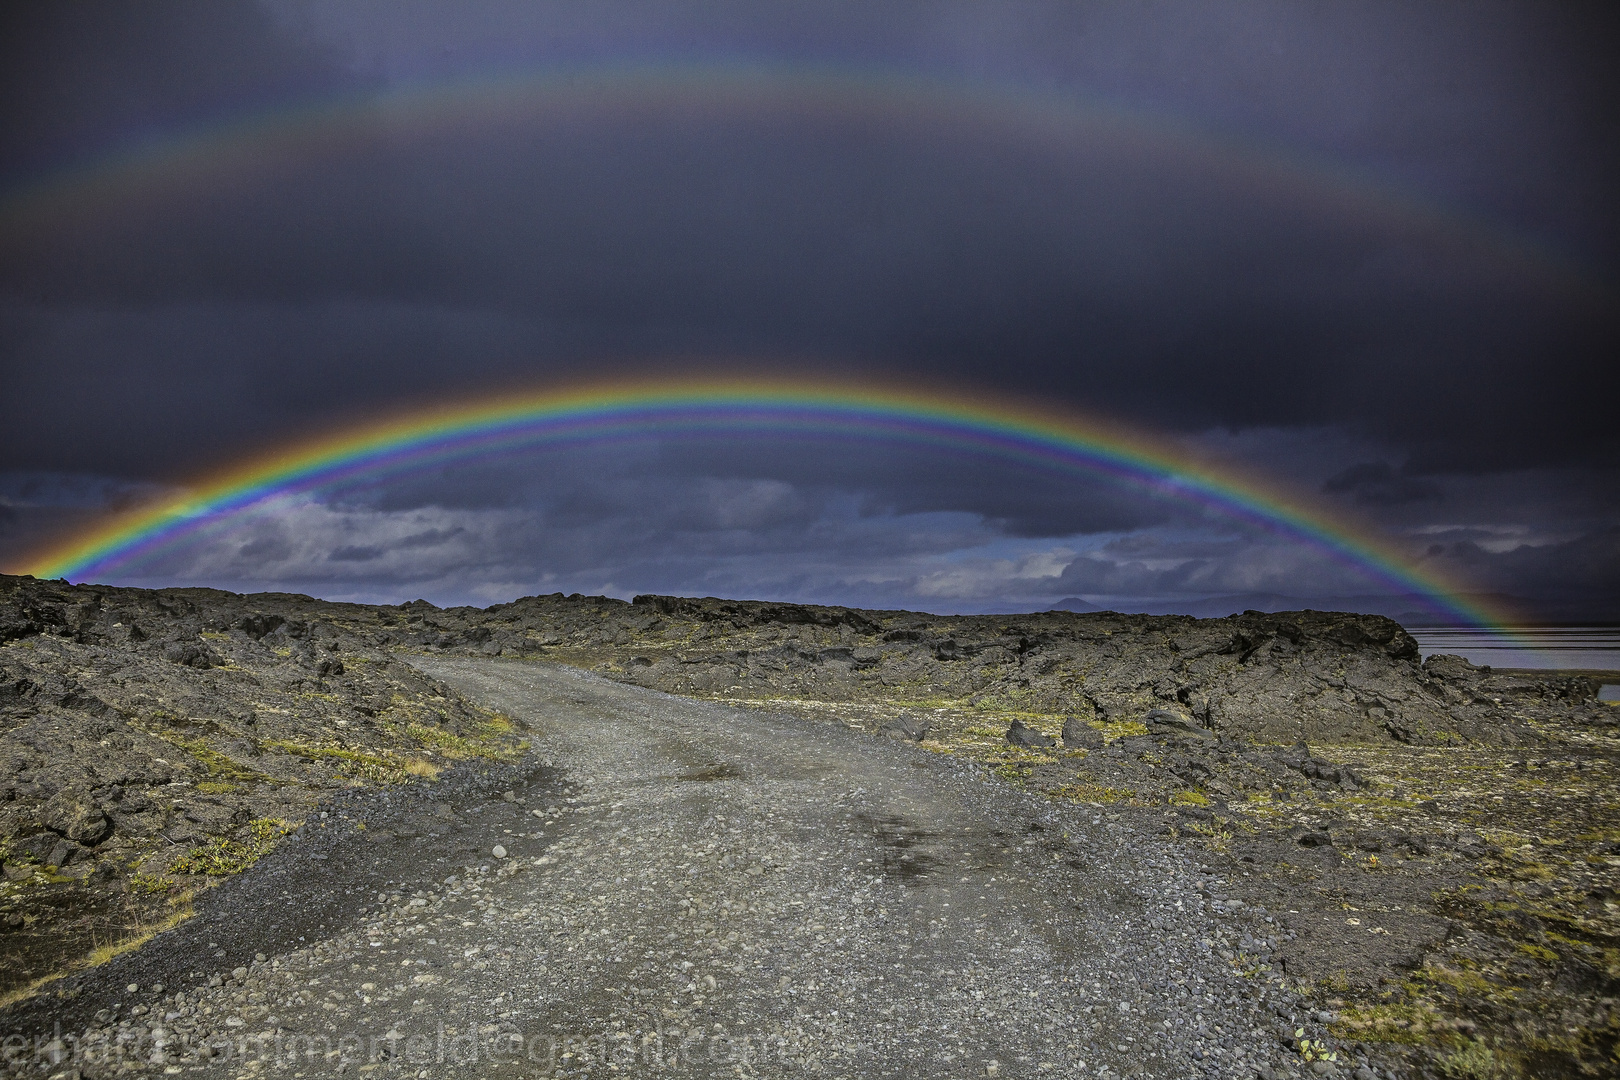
[16,378,1502,628]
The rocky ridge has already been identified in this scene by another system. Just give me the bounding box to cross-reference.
[332,590,1596,748]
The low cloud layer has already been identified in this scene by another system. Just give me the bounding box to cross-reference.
[4,430,1613,620]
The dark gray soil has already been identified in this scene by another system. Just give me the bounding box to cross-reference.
[1,755,558,1035]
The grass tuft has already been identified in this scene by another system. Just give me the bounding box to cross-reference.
[0,905,193,1010]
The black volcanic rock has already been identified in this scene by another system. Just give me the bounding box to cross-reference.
[880,713,931,742]
[552,597,1565,747]
[1061,715,1104,749]
[1005,718,1057,748]
[1144,708,1216,743]
[297,588,1586,747]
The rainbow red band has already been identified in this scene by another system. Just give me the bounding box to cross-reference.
[15,378,1507,629]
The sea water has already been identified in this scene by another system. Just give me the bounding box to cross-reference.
[1406,626,1620,678]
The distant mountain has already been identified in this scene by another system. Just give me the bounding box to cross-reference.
[1048,596,1102,613]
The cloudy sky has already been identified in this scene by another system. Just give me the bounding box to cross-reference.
[1,1,1616,619]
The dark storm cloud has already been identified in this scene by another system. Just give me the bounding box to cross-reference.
[235,534,292,561]
[0,1,1616,617]
[341,438,1183,542]
[0,0,372,181]
[1422,529,1620,621]
[650,440,1183,538]
[396,527,466,549]
[327,544,383,562]
[325,526,465,562]
[2,1,1617,476]
[6,121,1611,474]
[1322,463,1442,507]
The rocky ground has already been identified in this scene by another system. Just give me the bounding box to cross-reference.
[0,576,529,999]
[6,660,1349,1080]
[2,577,1616,1078]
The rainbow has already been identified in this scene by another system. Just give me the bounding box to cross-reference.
[0,62,1548,628]
[15,376,1506,627]
[0,62,1601,302]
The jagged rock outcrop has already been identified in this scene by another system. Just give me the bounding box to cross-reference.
[578,597,1566,746]
[0,575,519,906]
[234,585,1592,747]
[1005,718,1057,748]
[10,575,1585,766]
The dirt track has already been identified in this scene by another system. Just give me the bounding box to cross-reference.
[3,658,1349,1079]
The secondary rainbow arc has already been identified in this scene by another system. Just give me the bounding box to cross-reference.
[0,61,1602,303]
[16,378,1505,629]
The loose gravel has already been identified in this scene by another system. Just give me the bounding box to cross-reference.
[4,660,1387,1079]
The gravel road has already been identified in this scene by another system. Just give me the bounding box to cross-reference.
[14,660,1367,1080]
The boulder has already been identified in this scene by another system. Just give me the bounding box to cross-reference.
[161,640,219,668]
[1061,716,1104,749]
[1005,719,1056,749]
[10,832,59,863]
[107,806,165,838]
[47,838,89,867]
[1144,708,1215,742]
[178,800,245,835]
[881,713,932,742]
[41,789,112,845]
[1424,653,1485,683]
[1271,742,1365,789]
[233,613,286,639]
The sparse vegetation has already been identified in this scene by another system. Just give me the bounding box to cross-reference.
[126,873,173,895]
[194,780,241,795]
[405,722,501,759]
[1438,1038,1510,1080]
[159,733,262,783]
[169,817,295,876]
[1044,781,1138,804]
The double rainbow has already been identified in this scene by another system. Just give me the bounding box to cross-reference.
[1,62,1541,626]
[16,377,1501,627]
